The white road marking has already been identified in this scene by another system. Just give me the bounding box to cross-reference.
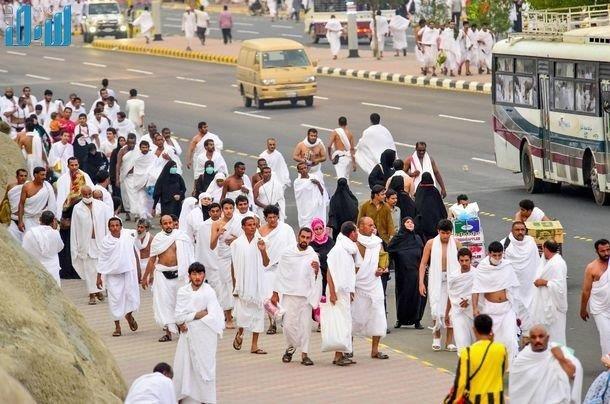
[231,84,238,88]
[0,69,7,73]
[234,22,254,26]
[6,50,26,56]
[25,74,50,80]
[176,76,206,83]
[234,111,270,120]
[281,33,303,38]
[119,90,149,98]
[395,142,415,148]
[70,82,97,88]
[237,30,260,34]
[83,61,106,67]
[300,123,332,132]
[165,17,181,21]
[163,24,182,28]
[438,114,485,123]
[174,100,207,108]
[43,56,65,61]
[471,157,496,165]
[272,24,293,29]
[127,68,154,75]
[361,102,402,110]
[313,96,328,100]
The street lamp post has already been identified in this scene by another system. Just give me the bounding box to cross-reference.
[152,0,163,41]
[347,1,358,58]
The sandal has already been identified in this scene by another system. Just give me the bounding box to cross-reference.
[126,315,138,332]
[88,297,97,305]
[334,357,351,366]
[251,349,267,355]
[282,346,296,363]
[301,356,314,366]
[266,323,277,335]
[158,334,172,342]
[112,330,121,337]
[96,292,105,302]
[432,338,442,351]
[233,333,243,350]
[446,344,458,352]
[371,352,389,359]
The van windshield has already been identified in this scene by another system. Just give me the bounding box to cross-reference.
[88,3,120,15]
[262,49,310,68]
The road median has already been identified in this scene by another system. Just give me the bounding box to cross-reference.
[90,37,491,94]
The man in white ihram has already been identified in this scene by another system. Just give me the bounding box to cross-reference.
[182,7,197,52]
[294,162,327,228]
[123,140,155,221]
[325,15,342,59]
[355,113,395,174]
[96,217,141,337]
[472,241,521,362]
[71,186,111,305]
[22,210,64,287]
[253,167,286,222]
[370,10,389,60]
[327,116,356,182]
[132,6,154,44]
[444,248,476,354]
[510,325,582,404]
[530,240,568,345]
[125,362,176,404]
[174,262,225,404]
[389,10,409,57]
[353,217,390,360]
[404,141,447,197]
[501,221,540,330]
[259,137,291,189]
[142,215,195,343]
[271,227,321,366]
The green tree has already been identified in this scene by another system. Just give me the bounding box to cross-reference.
[466,0,512,35]
[528,0,602,9]
[418,0,449,23]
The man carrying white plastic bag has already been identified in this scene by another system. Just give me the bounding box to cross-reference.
[321,221,359,366]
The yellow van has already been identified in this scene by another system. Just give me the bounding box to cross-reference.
[236,38,317,108]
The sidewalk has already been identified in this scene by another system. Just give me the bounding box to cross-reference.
[91,35,492,94]
[64,278,454,403]
[161,0,249,14]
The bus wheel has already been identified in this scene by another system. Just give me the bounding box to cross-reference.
[309,27,319,44]
[590,165,610,206]
[521,146,544,194]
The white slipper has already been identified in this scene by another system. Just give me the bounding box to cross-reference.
[432,338,442,351]
[446,344,458,352]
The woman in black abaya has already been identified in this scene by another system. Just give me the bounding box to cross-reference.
[388,175,416,220]
[414,172,447,243]
[327,178,359,240]
[367,149,396,189]
[387,217,425,329]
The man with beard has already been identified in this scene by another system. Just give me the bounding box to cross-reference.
[134,218,153,271]
[292,128,327,182]
[187,121,223,174]
[5,169,28,242]
[580,239,610,357]
[259,138,290,189]
[142,215,195,342]
[221,162,253,206]
[444,248,475,354]
[253,167,286,222]
[271,227,321,366]
[17,166,56,233]
[56,157,94,218]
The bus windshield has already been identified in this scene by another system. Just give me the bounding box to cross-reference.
[88,3,120,15]
[262,50,310,68]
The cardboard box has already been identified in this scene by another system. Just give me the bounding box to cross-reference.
[453,217,481,236]
[525,221,564,245]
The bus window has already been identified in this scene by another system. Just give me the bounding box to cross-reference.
[514,76,536,106]
[575,82,597,113]
[554,79,574,110]
[556,62,575,78]
[576,63,595,79]
[516,59,535,74]
[497,57,513,72]
[496,74,514,103]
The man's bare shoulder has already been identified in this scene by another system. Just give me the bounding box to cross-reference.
[424,239,434,249]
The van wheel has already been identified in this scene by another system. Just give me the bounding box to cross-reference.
[305,96,314,107]
[521,145,543,194]
[243,96,252,107]
[309,27,319,44]
[254,91,265,109]
[290,99,298,106]
[84,33,94,43]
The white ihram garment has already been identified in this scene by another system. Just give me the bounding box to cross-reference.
[526,206,547,222]
[389,15,409,51]
[150,230,194,334]
[530,254,568,345]
[409,151,437,191]
[256,177,287,222]
[124,150,155,219]
[231,233,266,333]
[194,151,228,178]
[22,225,64,286]
[7,184,24,242]
[70,200,110,294]
[447,269,475,354]
[473,257,521,362]
[429,235,459,330]
[97,230,140,321]
[370,15,389,52]
[174,283,224,404]
[261,222,295,299]
[439,28,461,72]
[125,372,177,404]
[589,269,610,356]
[214,220,235,311]
[55,170,93,218]
[325,18,342,57]
[193,133,224,180]
[22,182,56,231]
[352,233,386,337]
[259,149,291,189]
[331,127,353,181]
[355,124,395,174]
[421,26,439,68]
[476,30,493,70]
[133,10,154,36]
[275,245,321,353]
[510,345,583,404]
[25,131,45,178]
[293,176,327,228]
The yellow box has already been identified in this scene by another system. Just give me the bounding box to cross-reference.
[525,221,564,245]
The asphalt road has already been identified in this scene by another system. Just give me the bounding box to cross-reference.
[1,42,607,387]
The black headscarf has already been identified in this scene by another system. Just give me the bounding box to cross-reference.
[195,160,216,196]
[368,149,396,189]
[83,143,108,182]
[153,160,186,205]
[387,217,423,253]
[328,178,359,239]
[414,172,447,241]
[72,134,89,167]
[388,175,416,219]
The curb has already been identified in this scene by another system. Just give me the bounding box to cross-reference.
[91,39,238,65]
[161,2,249,14]
[316,66,492,94]
[90,39,491,94]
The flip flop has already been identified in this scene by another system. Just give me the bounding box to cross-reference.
[96,292,105,302]
[127,315,138,332]
[371,352,389,359]
[112,330,121,337]
[88,298,97,305]
[282,346,296,363]
[158,334,172,342]
[251,349,267,355]
[301,356,314,366]
[446,344,458,352]
[432,338,442,351]
[232,333,243,351]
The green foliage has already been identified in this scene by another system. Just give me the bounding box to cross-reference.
[466,0,512,34]
[418,0,450,23]
[528,0,602,9]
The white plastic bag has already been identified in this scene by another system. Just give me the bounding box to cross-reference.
[320,301,351,352]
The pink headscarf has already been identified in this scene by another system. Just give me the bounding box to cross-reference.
[310,217,328,244]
